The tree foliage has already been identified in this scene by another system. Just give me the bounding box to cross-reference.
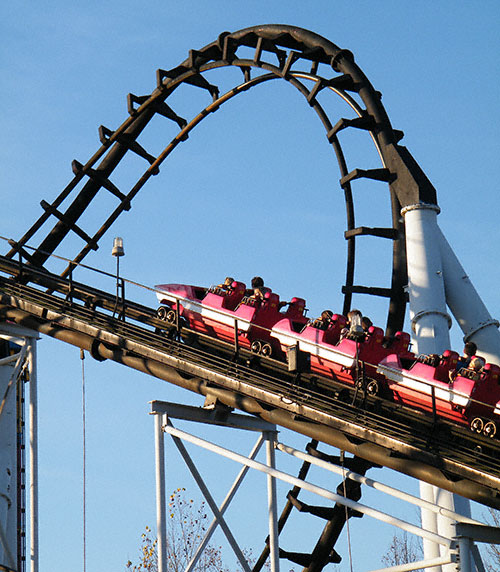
[126,488,230,571]
[483,508,500,572]
[381,531,422,570]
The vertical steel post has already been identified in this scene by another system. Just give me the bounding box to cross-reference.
[154,414,167,572]
[28,338,38,572]
[457,536,473,572]
[265,431,280,572]
[418,484,441,564]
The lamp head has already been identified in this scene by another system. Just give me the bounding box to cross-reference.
[112,237,125,257]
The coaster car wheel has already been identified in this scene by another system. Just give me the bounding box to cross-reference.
[157,306,170,321]
[251,340,262,354]
[165,309,177,323]
[261,343,273,357]
[470,417,484,433]
[483,421,497,438]
[366,379,379,395]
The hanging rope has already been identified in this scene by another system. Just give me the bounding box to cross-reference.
[80,348,87,572]
[341,451,354,572]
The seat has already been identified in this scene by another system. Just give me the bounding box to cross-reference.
[262,292,280,311]
[285,297,306,319]
[366,326,384,345]
[391,331,411,353]
[481,363,500,382]
[324,314,347,345]
[434,350,459,381]
[222,281,246,310]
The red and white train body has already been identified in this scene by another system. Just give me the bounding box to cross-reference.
[155,281,500,438]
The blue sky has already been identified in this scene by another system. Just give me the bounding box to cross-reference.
[2,2,500,570]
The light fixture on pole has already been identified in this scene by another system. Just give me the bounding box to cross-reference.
[112,237,125,318]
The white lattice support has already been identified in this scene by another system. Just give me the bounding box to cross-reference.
[0,323,39,572]
[151,401,278,572]
[265,431,280,572]
[0,353,20,570]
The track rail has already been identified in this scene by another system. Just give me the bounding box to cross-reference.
[0,255,499,509]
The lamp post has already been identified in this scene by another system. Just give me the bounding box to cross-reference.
[112,237,125,318]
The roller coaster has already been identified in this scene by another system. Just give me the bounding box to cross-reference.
[1,24,500,572]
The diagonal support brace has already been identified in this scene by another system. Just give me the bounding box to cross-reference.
[166,419,252,572]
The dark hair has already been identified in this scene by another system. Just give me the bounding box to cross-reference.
[361,316,373,330]
[464,341,477,357]
[251,276,264,288]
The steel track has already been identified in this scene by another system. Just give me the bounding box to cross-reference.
[0,257,499,509]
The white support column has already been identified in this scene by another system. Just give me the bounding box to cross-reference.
[438,227,500,364]
[28,337,39,572]
[417,484,440,564]
[265,431,280,572]
[154,414,167,572]
[402,203,459,572]
[402,204,451,354]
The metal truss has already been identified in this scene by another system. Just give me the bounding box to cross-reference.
[151,400,280,572]
[151,400,500,572]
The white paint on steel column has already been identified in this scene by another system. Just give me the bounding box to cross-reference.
[438,227,500,365]
[402,204,451,355]
[154,414,167,572]
[418,483,440,564]
[0,352,17,570]
[265,432,280,572]
[28,338,39,572]
[402,203,455,572]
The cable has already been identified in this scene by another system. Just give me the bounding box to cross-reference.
[80,349,87,572]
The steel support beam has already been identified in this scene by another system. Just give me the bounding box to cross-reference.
[0,348,21,571]
[27,338,38,572]
[185,436,266,572]
[158,421,452,548]
[265,432,280,572]
[154,414,167,572]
